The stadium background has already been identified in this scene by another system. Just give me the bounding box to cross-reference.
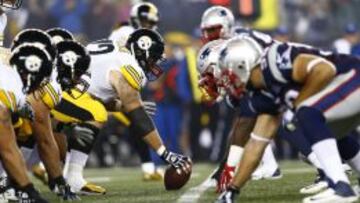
[5,0,360,167]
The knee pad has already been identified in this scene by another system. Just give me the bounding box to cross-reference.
[68,123,100,154]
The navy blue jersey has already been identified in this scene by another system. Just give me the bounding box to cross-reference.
[233,27,274,49]
[260,42,360,104]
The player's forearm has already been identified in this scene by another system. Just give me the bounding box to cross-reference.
[231,114,279,188]
[0,109,30,187]
[33,118,63,179]
[230,117,256,147]
[143,130,163,152]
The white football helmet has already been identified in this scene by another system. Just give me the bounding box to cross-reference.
[218,36,263,86]
[200,6,235,42]
[197,39,225,76]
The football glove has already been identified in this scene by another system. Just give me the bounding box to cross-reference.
[143,101,157,116]
[48,176,79,201]
[216,186,239,203]
[160,150,192,174]
[282,109,296,132]
[17,184,48,203]
[18,102,34,121]
[217,164,235,193]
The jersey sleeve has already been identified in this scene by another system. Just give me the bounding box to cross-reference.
[39,81,62,109]
[119,65,145,91]
[0,89,18,112]
[118,53,146,91]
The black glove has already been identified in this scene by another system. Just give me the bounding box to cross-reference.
[18,102,35,121]
[49,176,79,201]
[143,101,157,116]
[216,186,240,203]
[17,184,48,203]
[160,149,191,174]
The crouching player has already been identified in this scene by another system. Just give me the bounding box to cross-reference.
[216,38,360,203]
[1,43,52,202]
[51,28,192,194]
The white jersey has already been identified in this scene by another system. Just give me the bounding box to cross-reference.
[0,64,26,111]
[0,47,11,65]
[109,25,135,47]
[86,40,146,103]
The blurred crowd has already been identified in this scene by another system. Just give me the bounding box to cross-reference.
[5,0,360,167]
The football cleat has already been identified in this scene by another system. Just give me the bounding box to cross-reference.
[32,164,48,185]
[303,181,357,203]
[78,183,106,196]
[142,172,163,181]
[262,168,282,180]
[300,175,329,195]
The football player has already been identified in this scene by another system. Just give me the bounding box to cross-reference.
[109,2,159,47]
[51,29,192,194]
[1,43,51,202]
[199,5,281,188]
[109,2,162,181]
[215,38,360,203]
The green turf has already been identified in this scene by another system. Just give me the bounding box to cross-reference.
[33,161,358,203]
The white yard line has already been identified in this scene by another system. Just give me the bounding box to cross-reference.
[86,177,111,183]
[176,178,214,203]
[176,167,315,203]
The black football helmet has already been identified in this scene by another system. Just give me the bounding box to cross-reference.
[126,28,165,81]
[46,27,74,45]
[0,0,22,10]
[56,40,90,92]
[10,43,53,93]
[130,2,159,29]
[11,29,56,61]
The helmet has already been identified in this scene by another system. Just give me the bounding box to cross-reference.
[0,0,22,10]
[197,39,225,76]
[126,28,165,81]
[200,6,234,42]
[218,37,263,98]
[10,43,53,93]
[46,27,74,45]
[197,40,225,100]
[130,2,159,29]
[55,40,90,92]
[11,29,56,61]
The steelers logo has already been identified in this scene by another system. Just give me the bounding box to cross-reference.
[137,36,152,50]
[25,55,42,72]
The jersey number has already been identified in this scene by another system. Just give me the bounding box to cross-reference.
[88,40,115,55]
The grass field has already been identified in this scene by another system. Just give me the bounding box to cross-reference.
[34,161,359,203]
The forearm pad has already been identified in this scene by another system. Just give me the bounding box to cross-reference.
[127,106,155,138]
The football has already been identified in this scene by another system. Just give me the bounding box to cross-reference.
[164,165,192,190]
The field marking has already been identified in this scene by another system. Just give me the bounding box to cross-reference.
[176,178,214,203]
[86,177,111,183]
[176,166,315,203]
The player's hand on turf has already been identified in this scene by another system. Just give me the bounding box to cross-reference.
[216,186,239,203]
[161,150,192,174]
[217,164,235,193]
[143,100,157,116]
[49,176,80,201]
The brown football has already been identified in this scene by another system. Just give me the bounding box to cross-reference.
[164,165,192,190]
